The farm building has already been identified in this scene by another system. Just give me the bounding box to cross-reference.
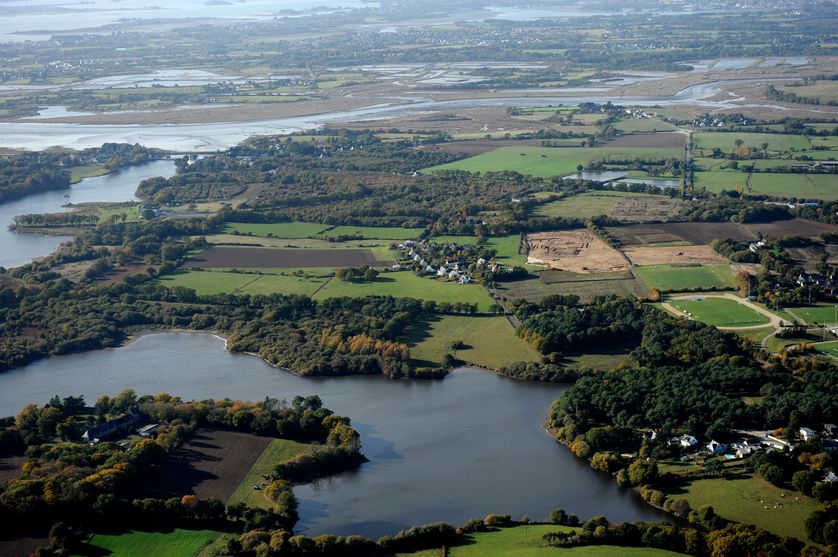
[82,409,140,442]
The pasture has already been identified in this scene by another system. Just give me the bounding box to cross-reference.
[155,270,328,297]
[693,132,810,153]
[694,171,838,200]
[445,525,686,557]
[669,297,771,327]
[227,439,310,509]
[403,315,540,369]
[666,475,819,542]
[312,271,496,312]
[424,146,683,179]
[532,191,629,218]
[634,264,736,291]
[73,529,218,557]
[496,275,647,303]
[136,430,273,502]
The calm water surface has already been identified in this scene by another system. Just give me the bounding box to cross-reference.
[0,160,176,268]
[0,332,663,537]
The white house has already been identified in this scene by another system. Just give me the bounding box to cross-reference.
[675,435,698,449]
[707,440,727,454]
[800,427,818,441]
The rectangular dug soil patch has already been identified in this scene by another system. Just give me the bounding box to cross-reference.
[525,230,629,273]
[622,245,726,266]
[187,247,392,269]
[136,429,272,502]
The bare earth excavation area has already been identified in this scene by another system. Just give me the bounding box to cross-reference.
[525,230,628,273]
[622,245,726,266]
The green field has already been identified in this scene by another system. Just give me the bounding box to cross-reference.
[784,304,838,325]
[815,340,838,358]
[156,270,329,296]
[221,222,424,240]
[74,529,218,557]
[693,132,810,153]
[425,146,683,179]
[634,264,736,291]
[736,326,777,344]
[404,314,540,368]
[313,272,496,312]
[670,297,771,327]
[221,222,331,238]
[667,475,819,542]
[533,191,656,218]
[227,439,310,509]
[443,525,686,557]
[694,171,838,200]
[69,164,109,183]
[320,225,425,240]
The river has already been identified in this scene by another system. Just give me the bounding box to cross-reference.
[0,332,663,537]
[0,160,176,269]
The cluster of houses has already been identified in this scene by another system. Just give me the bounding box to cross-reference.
[690,113,752,128]
[665,424,838,463]
[398,239,511,284]
[399,241,475,284]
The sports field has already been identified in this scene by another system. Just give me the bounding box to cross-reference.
[670,297,770,327]
[313,271,496,312]
[404,315,540,369]
[74,529,218,557]
[156,270,328,296]
[666,475,819,542]
[227,439,310,509]
[815,340,838,358]
[784,304,838,325]
[634,264,736,291]
[445,525,687,557]
[425,146,683,179]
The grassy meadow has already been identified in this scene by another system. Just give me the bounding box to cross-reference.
[73,529,218,557]
[429,235,525,265]
[666,475,819,542]
[227,439,310,509]
[425,146,683,179]
[442,525,686,557]
[694,171,838,200]
[532,191,656,218]
[403,314,540,369]
[634,264,735,291]
[312,271,496,312]
[155,269,329,297]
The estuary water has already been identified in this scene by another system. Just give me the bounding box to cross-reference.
[0,160,176,269]
[0,79,801,152]
[0,332,663,537]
